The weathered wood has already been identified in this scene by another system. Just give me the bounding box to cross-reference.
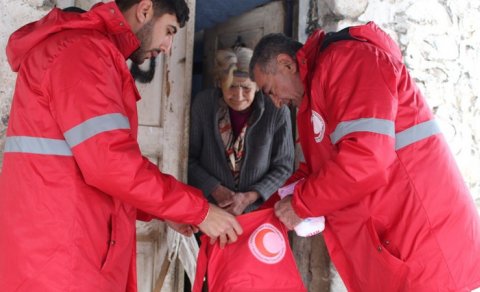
[112,0,196,289]
[290,233,331,292]
[203,1,285,88]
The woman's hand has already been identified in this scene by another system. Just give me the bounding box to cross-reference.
[211,184,235,208]
[224,191,260,216]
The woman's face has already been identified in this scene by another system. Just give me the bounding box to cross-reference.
[221,76,257,112]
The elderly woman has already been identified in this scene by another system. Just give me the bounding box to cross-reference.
[188,47,294,215]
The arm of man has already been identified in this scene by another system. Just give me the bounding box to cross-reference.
[46,39,242,242]
[291,43,399,218]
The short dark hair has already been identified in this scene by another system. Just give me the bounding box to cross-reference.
[249,33,303,80]
[116,0,190,28]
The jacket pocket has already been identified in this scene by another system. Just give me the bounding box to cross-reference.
[101,214,117,271]
[364,217,410,291]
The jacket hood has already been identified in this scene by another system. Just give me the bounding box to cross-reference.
[298,22,402,71]
[297,21,402,93]
[6,2,139,72]
[348,21,402,61]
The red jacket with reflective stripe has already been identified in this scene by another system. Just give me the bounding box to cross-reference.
[0,3,208,292]
[291,22,480,291]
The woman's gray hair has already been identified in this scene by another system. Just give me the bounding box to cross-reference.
[214,47,254,91]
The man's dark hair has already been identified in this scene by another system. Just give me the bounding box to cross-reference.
[249,33,303,80]
[115,0,189,27]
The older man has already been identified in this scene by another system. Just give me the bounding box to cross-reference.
[250,23,480,291]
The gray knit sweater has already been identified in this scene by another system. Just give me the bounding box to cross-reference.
[188,88,294,212]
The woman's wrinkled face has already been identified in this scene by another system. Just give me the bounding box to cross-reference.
[221,76,257,112]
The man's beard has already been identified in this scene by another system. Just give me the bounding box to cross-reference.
[130,20,154,64]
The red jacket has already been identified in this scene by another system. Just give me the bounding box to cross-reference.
[0,3,208,291]
[291,22,480,291]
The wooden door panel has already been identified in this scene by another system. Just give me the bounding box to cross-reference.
[203,1,285,87]
[132,0,196,290]
[137,126,164,165]
[136,58,165,126]
[136,241,156,292]
[217,28,264,50]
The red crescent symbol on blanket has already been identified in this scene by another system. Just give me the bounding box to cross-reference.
[249,223,286,264]
[254,228,280,258]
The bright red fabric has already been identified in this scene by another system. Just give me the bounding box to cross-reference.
[291,22,480,291]
[193,208,306,292]
[0,3,208,291]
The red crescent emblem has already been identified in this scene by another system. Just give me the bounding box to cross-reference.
[249,224,286,264]
[254,228,280,258]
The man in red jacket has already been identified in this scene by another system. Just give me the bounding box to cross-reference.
[250,23,480,291]
[0,0,241,291]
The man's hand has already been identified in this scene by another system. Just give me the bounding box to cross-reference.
[211,185,235,208]
[274,196,303,230]
[198,203,243,248]
[224,191,260,215]
[165,220,198,237]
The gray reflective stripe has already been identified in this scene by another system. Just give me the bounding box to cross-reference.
[330,118,395,144]
[395,120,440,150]
[64,113,130,147]
[330,118,440,150]
[4,136,73,156]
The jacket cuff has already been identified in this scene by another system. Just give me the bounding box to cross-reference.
[193,200,210,226]
[291,181,313,219]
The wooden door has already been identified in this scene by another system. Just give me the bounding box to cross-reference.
[133,0,197,290]
[202,1,285,88]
